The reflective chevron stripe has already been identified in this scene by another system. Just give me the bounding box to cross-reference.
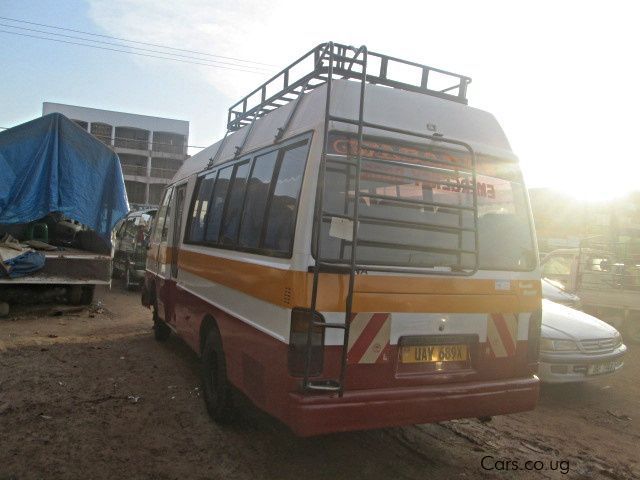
[487,313,518,358]
[347,313,391,364]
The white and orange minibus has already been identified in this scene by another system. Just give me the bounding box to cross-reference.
[143,42,541,436]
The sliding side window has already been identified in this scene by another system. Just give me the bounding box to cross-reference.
[219,161,251,247]
[204,166,233,244]
[238,151,278,249]
[187,172,216,243]
[262,142,308,254]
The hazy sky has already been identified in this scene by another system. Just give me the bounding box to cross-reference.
[1,0,638,200]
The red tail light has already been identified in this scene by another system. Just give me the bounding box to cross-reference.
[288,308,325,377]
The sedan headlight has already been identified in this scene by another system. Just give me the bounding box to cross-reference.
[613,331,623,348]
[540,338,579,352]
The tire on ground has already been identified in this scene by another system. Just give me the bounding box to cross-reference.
[201,323,235,424]
[80,285,95,305]
[153,302,171,341]
[67,285,83,305]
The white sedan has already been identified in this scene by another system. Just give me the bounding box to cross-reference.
[539,285,626,383]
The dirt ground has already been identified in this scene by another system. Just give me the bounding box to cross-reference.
[1,285,639,480]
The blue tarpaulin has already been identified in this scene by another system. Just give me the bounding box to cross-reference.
[0,113,129,243]
[0,250,46,278]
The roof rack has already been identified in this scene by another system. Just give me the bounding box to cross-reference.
[227,42,471,132]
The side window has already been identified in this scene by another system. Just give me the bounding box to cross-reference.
[205,166,233,244]
[239,150,278,249]
[219,161,251,246]
[188,172,216,243]
[262,143,308,254]
[151,187,173,244]
[161,192,173,242]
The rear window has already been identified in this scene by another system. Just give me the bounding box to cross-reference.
[317,134,535,272]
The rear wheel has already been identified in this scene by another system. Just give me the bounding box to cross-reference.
[80,285,95,305]
[201,326,234,424]
[67,285,83,305]
[152,303,171,341]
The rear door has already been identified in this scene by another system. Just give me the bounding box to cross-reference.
[156,184,187,328]
[170,185,187,279]
[150,187,174,322]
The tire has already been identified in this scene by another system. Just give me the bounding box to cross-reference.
[80,285,95,305]
[153,303,171,341]
[111,261,121,279]
[124,265,135,291]
[623,317,640,345]
[201,326,234,424]
[67,285,83,305]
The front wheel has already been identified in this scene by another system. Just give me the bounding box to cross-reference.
[201,327,234,424]
[124,264,137,291]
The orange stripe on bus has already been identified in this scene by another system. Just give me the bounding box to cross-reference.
[151,248,542,313]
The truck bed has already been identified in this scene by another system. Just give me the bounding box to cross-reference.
[0,247,111,284]
[579,287,640,311]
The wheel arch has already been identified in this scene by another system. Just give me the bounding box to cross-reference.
[141,275,156,308]
[199,314,222,357]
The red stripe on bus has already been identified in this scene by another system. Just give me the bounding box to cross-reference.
[348,313,389,364]
[492,313,516,357]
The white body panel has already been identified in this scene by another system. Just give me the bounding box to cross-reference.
[150,78,539,349]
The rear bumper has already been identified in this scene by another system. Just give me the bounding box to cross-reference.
[285,375,539,436]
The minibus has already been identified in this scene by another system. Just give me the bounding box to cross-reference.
[143,42,541,436]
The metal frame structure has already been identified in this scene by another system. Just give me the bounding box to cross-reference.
[226,42,478,396]
[227,42,471,132]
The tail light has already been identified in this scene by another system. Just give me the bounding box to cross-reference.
[136,226,145,242]
[288,308,325,377]
[527,309,542,370]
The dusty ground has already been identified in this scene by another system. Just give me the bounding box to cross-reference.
[1,285,639,480]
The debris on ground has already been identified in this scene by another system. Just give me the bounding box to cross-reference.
[607,410,632,421]
[48,306,85,317]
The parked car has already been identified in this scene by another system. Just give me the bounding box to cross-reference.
[539,279,626,383]
[112,209,157,289]
[542,277,580,308]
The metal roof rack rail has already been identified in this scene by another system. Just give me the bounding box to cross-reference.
[226,42,471,132]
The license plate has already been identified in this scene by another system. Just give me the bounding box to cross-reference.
[587,360,619,376]
[400,344,469,364]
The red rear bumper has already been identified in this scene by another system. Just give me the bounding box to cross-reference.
[285,375,539,436]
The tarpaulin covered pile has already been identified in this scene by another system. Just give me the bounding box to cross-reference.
[0,113,129,243]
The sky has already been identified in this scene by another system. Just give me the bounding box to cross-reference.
[1,0,638,201]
